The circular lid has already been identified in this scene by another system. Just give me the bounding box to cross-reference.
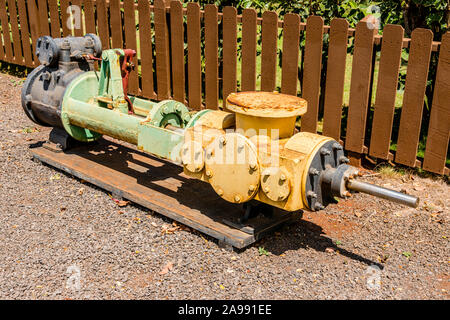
[226,91,307,118]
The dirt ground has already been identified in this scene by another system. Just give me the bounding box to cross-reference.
[0,71,448,300]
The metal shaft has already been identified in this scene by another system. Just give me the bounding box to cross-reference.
[346,180,419,208]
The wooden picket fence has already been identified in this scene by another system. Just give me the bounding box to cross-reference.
[0,0,448,175]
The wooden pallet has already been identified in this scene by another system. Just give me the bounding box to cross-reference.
[30,137,298,249]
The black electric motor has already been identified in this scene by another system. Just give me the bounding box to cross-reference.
[21,34,102,128]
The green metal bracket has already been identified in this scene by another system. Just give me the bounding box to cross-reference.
[97,49,128,113]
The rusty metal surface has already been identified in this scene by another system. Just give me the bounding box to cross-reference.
[226,92,307,117]
[30,137,294,248]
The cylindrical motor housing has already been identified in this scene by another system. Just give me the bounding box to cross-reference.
[21,34,101,128]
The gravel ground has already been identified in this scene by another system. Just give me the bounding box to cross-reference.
[0,71,448,300]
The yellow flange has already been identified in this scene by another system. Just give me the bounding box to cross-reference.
[204,132,260,203]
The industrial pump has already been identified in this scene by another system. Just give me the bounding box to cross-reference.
[22,35,419,218]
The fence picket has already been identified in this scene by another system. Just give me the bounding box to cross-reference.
[300,16,324,133]
[170,0,185,104]
[395,28,433,167]
[123,0,139,95]
[137,0,155,99]
[344,20,376,164]
[60,0,71,36]
[7,0,23,65]
[71,0,84,37]
[84,0,96,34]
[0,0,14,62]
[280,13,300,96]
[96,0,110,50]
[260,11,278,92]
[423,32,450,175]
[27,0,41,64]
[205,4,219,109]
[48,0,62,38]
[187,2,202,109]
[154,0,171,100]
[37,0,50,37]
[110,0,123,49]
[322,18,349,141]
[17,0,34,67]
[241,9,257,92]
[369,25,404,160]
[222,6,237,109]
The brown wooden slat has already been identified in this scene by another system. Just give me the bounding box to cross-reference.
[17,0,34,67]
[322,18,349,141]
[222,6,237,109]
[84,0,96,34]
[170,0,185,103]
[300,15,324,133]
[123,0,139,95]
[423,32,450,174]
[260,11,278,92]
[0,0,14,62]
[154,0,171,100]
[369,24,404,160]
[60,0,71,36]
[187,2,202,109]
[110,0,123,48]
[48,0,62,38]
[344,20,376,156]
[26,0,41,64]
[96,0,110,50]
[37,0,50,36]
[204,4,219,109]
[7,0,24,65]
[71,0,84,37]
[241,8,257,92]
[280,13,300,96]
[137,0,155,99]
[395,28,433,167]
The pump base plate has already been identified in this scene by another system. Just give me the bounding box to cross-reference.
[30,137,297,249]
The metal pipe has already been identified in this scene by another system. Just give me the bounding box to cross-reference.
[346,180,419,208]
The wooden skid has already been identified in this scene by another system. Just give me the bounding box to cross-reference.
[30,138,295,249]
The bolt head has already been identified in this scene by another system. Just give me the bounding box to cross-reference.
[234,195,241,203]
[280,174,286,182]
[205,170,213,178]
[248,184,256,192]
[219,137,226,145]
[217,189,224,196]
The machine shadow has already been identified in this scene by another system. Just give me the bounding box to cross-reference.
[260,220,383,268]
[30,137,381,267]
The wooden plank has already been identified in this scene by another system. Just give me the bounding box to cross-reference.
[204,4,219,109]
[30,138,294,249]
[154,0,171,100]
[280,13,300,96]
[123,0,139,95]
[369,25,404,160]
[60,0,72,36]
[96,0,110,50]
[395,28,433,167]
[0,0,14,62]
[110,0,123,49]
[222,6,237,109]
[300,16,324,133]
[71,0,84,37]
[26,0,41,64]
[48,0,62,38]
[241,8,257,91]
[37,0,50,36]
[17,0,34,67]
[186,2,202,109]
[322,18,349,141]
[84,0,96,34]
[422,33,449,174]
[344,20,376,157]
[138,0,156,99]
[170,0,185,103]
[7,0,24,65]
[260,11,278,92]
